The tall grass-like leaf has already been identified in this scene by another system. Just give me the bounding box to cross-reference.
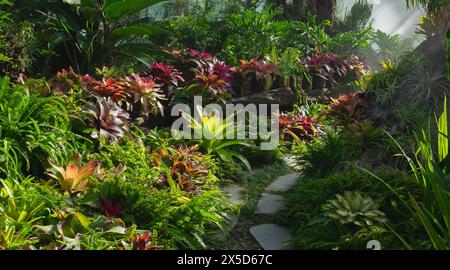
[0,77,86,179]
[364,98,450,249]
[437,96,448,162]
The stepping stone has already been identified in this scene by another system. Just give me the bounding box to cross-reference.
[255,193,284,214]
[249,224,293,250]
[222,184,245,205]
[265,173,299,193]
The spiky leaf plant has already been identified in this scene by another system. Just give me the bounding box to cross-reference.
[87,97,130,143]
[322,191,388,227]
[47,153,100,196]
[124,73,165,117]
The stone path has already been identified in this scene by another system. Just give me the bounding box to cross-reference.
[255,193,284,214]
[249,156,299,250]
[220,155,299,250]
[249,224,293,250]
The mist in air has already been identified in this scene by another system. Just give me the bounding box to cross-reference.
[337,0,426,36]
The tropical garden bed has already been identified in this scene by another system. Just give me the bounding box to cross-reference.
[0,0,450,250]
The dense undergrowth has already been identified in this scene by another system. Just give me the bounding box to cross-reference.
[1,0,450,250]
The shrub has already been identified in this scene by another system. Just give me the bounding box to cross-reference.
[18,0,171,74]
[284,167,421,249]
[293,128,360,178]
[365,97,450,249]
[84,172,231,249]
[0,76,90,179]
[0,1,36,77]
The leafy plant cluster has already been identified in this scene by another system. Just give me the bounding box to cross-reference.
[0,74,240,250]
[167,8,373,67]
[0,0,37,77]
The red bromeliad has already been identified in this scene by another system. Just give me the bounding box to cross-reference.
[239,58,280,80]
[131,232,158,250]
[194,59,234,100]
[124,73,165,116]
[151,145,209,193]
[101,199,122,219]
[327,92,368,125]
[300,54,367,84]
[87,77,129,102]
[145,63,184,88]
[48,68,85,93]
[279,113,321,142]
[188,48,213,60]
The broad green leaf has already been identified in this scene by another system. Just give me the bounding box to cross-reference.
[0,53,11,63]
[230,152,251,171]
[104,226,127,235]
[113,43,160,65]
[437,96,448,162]
[111,23,170,40]
[104,0,166,21]
[214,140,251,151]
[48,32,71,50]
[63,0,81,4]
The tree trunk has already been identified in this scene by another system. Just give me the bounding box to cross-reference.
[414,7,450,76]
[313,0,336,24]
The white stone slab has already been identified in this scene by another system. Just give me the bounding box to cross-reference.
[265,173,299,193]
[255,193,284,214]
[222,184,245,205]
[249,224,293,250]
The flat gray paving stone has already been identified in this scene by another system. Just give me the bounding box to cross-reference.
[221,184,245,205]
[265,173,299,193]
[249,224,293,250]
[255,193,284,214]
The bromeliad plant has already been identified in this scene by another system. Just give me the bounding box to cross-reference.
[278,113,322,143]
[124,73,165,117]
[169,48,214,79]
[130,231,158,250]
[87,96,130,143]
[326,92,368,126]
[300,54,367,89]
[234,58,280,95]
[48,68,87,94]
[321,191,388,227]
[192,59,235,102]
[144,62,184,96]
[151,145,210,193]
[33,208,140,250]
[180,107,252,170]
[47,153,100,196]
[86,77,129,103]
